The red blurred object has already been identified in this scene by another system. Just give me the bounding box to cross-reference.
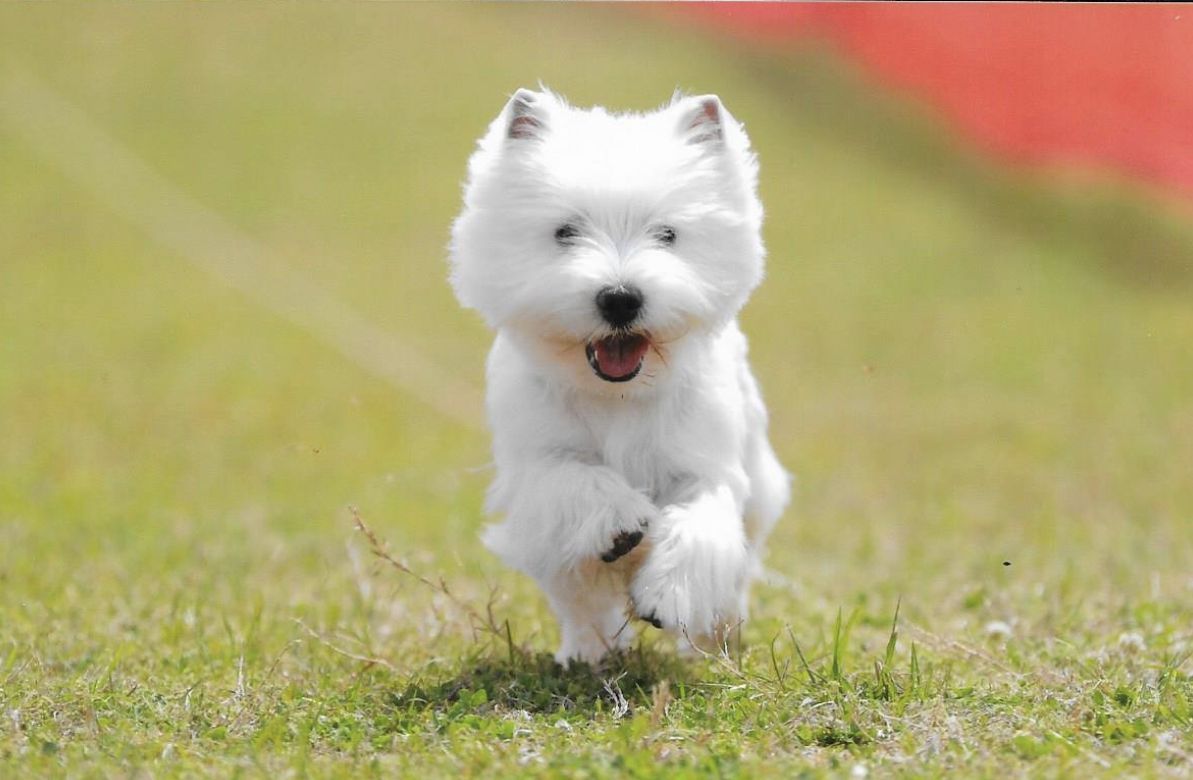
[672,3,1193,201]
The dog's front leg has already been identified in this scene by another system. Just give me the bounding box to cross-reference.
[542,563,637,666]
[482,460,658,665]
[629,483,750,650]
[484,461,657,570]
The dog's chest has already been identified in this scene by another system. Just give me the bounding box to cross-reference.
[575,397,707,504]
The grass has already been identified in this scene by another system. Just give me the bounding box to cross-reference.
[2,4,1193,776]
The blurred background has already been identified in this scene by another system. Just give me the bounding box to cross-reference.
[2,3,1192,652]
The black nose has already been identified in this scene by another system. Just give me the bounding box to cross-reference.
[595,285,644,327]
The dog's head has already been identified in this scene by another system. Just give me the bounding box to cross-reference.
[450,88,765,391]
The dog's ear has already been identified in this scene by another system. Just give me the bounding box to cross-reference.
[504,88,548,141]
[676,94,724,146]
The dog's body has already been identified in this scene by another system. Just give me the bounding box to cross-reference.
[450,88,789,664]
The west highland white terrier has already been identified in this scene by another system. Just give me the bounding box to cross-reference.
[450,88,790,665]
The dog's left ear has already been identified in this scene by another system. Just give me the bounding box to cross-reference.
[675,95,724,146]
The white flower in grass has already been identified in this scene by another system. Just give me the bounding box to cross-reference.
[984,620,1013,639]
[1117,631,1146,653]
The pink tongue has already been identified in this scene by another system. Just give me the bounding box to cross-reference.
[595,336,649,378]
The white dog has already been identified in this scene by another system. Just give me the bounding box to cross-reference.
[450,88,790,665]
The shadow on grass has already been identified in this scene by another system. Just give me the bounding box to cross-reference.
[392,646,691,717]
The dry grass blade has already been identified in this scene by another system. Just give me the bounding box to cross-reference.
[294,618,398,672]
[349,506,508,641]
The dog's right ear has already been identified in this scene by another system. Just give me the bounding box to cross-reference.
[504,88,548,141]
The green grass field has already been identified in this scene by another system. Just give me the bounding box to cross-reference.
[2,5,1193,777]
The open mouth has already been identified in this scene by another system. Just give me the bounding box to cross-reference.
[585,333,650,383]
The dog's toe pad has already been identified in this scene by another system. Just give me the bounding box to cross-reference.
[639,612,663,629]
[600,529,644,562]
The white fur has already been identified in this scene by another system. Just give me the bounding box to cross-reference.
[450,88,790,665]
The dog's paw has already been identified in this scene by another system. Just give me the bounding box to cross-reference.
[600,525,647,563]
[570,482,656,566]
[631,560,739,638]
[630,555,697,634]
[629,507,749,638]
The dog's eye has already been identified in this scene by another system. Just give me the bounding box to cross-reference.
[554,223,581,246]
[654,226,677,246]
